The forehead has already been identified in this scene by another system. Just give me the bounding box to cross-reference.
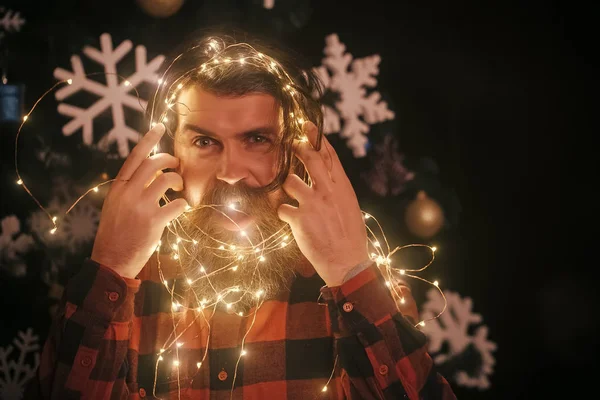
[175,86,281,132]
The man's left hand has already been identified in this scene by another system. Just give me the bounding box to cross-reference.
[278,121,370,286]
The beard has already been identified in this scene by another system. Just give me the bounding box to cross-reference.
[173,180,302,312]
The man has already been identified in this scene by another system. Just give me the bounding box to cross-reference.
[29,33,456,399]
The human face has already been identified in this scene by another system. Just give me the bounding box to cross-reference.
[173,87,285,232]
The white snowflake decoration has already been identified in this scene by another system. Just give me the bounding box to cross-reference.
[54,33,165,158]
[0,7,25,32]
[0,216,35,277]
[0,329,40,400]
[28,179,100,254]
[313,34,395,158]
[421,288,497,390]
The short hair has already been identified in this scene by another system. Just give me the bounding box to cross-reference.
[146,27,324,192]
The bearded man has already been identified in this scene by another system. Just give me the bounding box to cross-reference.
[29,32,456,400]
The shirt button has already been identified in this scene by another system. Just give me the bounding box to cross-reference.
[139,388,146,398]
[218,369,228,381]
[80,356,92,367]
[108,292,119,302]
[342,302,353,312]
[378,364,389,375]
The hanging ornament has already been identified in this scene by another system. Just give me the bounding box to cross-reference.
[404,190,444,239]
[136,0,185,18]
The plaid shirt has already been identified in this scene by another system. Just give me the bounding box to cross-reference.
[28,255,456,399]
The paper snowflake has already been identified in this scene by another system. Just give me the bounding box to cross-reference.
[0,329,40,400]
[0,7,25,32]
[53,33,165,158]
[0,216,35,278]
[313,34,395,157]
[420,288,497,390]
[28,179,100,255]
[362,133,414,196]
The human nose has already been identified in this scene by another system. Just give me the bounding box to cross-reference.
[215,146,249,185]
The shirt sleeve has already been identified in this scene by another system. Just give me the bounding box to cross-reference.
[26,258,141,399]
[320,262,456,400]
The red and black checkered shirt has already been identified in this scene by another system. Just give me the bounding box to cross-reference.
[28,255,456,399]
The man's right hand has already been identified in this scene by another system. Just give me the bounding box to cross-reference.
[91,123,188,279]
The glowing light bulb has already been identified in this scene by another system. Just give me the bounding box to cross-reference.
[176,342,183,347]
[173,360,180,367]
[254,248,260,253]
[16,179,23,185]
[23,115,28,122]
[224,57,231,63]
[93,186,99,192]
[200,266,206,273]
[231,266,238,271]
[159,348,165,353]
[52,216,57,223]
[172,244,178,250]
[281,241,287,247]
[67,78,73,85]
[197,362,202,368]
[50,228,57,235]
[400,269,406,275]
[158,355,163,361]
[163,281,168,287]
[433,280,439,287]
[230,245,236,250]
[240,350,247,356]
[239,58,245,64]
[240,231,247,236]
[283,235,289,240]
[172,302,180,311]
[431,246,437,252]
[192,240,198,245]
[419,321,426,327]
[176,237,181,243]
[157,78,163,84]
[162,116,168,123]
[255,289,264,298]
[364,214,371,219]
[124,80,131,86]
[322,386,328,392]
[185,205,191,211]
[177,83,183,89]
[219,245,225,250]
[187,278,192,284]
[228,203,236,210]
[238,312,243,316]
[226,303,232,309]
[385,281,391,287]
[259,256,266,262]
[373,241,381,247]
[297,117,304,124]
[400,298,406,304]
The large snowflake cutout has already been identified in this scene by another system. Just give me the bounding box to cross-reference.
[28,178,100,255]
[313,34,395,158]
[421,288,497,390]
[54,33,165,158]
[0,216,35,278]
[0,328,40,400]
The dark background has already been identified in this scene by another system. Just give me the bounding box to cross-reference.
[0,0,596,398]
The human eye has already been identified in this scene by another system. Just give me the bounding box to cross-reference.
[247,134,272,145]
[192,136,218,148]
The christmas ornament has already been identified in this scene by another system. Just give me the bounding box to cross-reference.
[404,190,444,238]
[421,288,496,390]
[313,34,395,158]
[136,0,185,18]
[362,133,414,196]
[53,33,165,157]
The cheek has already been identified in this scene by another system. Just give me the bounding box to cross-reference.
[176,150,215,205]
[252,151,279,187]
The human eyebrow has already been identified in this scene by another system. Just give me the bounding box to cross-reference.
[182,123,278,140]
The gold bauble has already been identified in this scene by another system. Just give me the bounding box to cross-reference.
[136,0,185,18]
[404,190,444,239]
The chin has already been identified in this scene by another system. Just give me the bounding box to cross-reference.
[219,214,254,232]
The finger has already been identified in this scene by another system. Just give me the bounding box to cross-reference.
[281,174,312,202]
[158,198,189,225]
[145,171,184,203]
[294,139,333,192]
[117,123,166,181]
[129,153,180,190]
[277,203,299,224]
[304,122,344,182]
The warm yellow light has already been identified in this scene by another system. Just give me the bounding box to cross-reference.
[322,386,328,392]
[259,256,266,262]
[52,216,57,222]
[16,179,23,185]
[231,266,238,271]
[157,78,163,84]
[197,362,201,368]
[173,360,180,367]
[67,78,73,85]
[187,278,192,284]
[255,289,264,298]
[400,298,406,304]
[93,186,99,192]
[419,321,425,327]
[373,241,380,247]
[240,350,247,356]
[124,80,130,86]
[433,280,439,287]
[176,342,183,347]
[431,246,437,252]
[177,83,183,89]
[50,228,57,235]
[400,269,406,275]
[23,115,28,122]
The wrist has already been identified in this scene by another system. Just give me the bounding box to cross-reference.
[323,258,372,287]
